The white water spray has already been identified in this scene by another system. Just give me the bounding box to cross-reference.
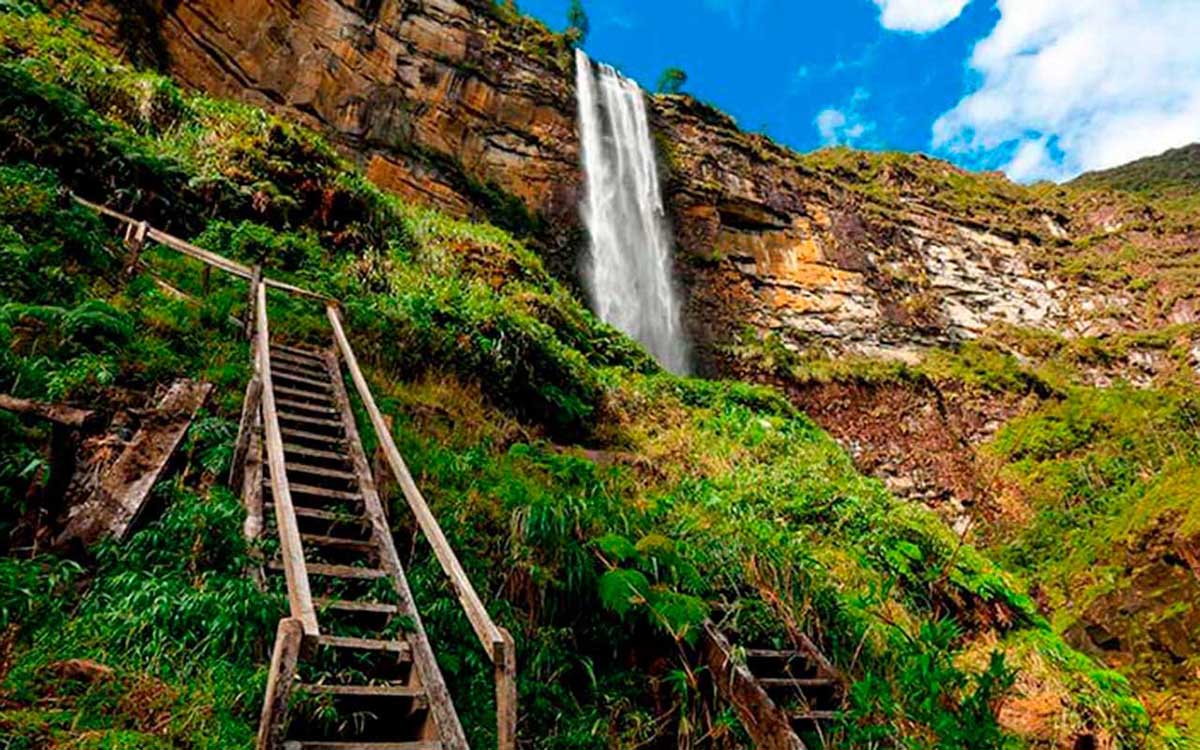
[575,49,689,374]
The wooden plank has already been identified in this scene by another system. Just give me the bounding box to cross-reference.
[273,505,369,525]
[276,412,344,430]
[71,195,329,302]
[281,462,357,482]
[229,365,263,491]
[759,677,835,688]
[57,379,211,547]
[273,343,328,360]
[301,532,376,553]
[274,371,334,391]
[241,411,265,542]
[323,346,470,750]
[283,443,350,462]
[744,648,806,659]
[314,598,398,615]
[701,620,806,750]
[289,742,441,750]
[273,385,337,403]
[790,710,838,720]
[257,282,319,640]
[281,426,347,445]
[270,351,330,373]
[270,561,386,580]
[495,627,517,750]
[256,618,304,750]
[269,482,361,503]
[316,635,412,656]
[0,394,97,428]
[298,684,427,701]
[277,399,340,417]
[326,305,504,655]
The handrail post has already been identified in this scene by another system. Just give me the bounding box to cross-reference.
[256,617,304,750]
[258,281,319,640]
[495,628,517,750]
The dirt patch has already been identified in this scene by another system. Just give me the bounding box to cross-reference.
[752,375,1033,531]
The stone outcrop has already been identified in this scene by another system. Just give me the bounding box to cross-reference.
[67,0,1198,376]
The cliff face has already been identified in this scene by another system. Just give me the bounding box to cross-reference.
[69,0,1200,377]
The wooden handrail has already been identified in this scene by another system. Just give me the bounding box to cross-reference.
[326,303,516,750]
[71,195,330,302]
[258,281,320,639]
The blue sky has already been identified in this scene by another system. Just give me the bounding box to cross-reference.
[518,0,1200,182]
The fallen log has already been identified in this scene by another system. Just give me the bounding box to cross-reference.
[56,379,211,548]
[0,394,99,429]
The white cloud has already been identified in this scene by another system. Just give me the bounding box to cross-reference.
[701,0,766,27]
[815,88,876,146]
[933,0,1200,182]
[816,109,849,142]
[872,0,970,33]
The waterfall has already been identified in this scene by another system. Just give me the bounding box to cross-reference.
[575,50,690,374]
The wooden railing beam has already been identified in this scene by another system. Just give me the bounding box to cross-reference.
[72,195,329,302]
[257,282,319,639]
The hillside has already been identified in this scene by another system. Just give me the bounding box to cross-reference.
[0,3,1197,750]
[1073,143,1200,197]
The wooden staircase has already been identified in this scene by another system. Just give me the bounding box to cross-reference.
[225,278,514,750]
[702,620,843,750]
[78,198,517,750]
[255,341,463,750]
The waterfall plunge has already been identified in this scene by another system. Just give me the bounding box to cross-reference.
[575,50,690,374]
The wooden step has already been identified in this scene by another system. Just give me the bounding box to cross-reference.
[283,443,351,463]
[281,427,347,446]
[266,481,361,503]
[314,598,398,615]
[285,742,441,750]
[744,648,808,659]
[277,399,340,417]
[274,384,337,404]
[269,504,369,526]
[302,533,377,554]
[790,709,838,720]
[281,462,357,482]
[270,355,329,377]
[298,684,426,701]
[316,634,412,657]
[758,677,835,688]
[271,358,328,379]
[277,412,344,430]
[271,343,326,361]
[268,561,387,580]
[273,370,333,390]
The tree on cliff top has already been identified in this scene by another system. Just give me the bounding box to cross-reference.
[566,0,589,48]
[657,67,688,95]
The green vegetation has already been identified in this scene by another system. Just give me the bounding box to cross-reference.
[657,67,689,95]
[0,7,1174,750]
[565,0,589,48]
[732,327,1200,743]
[1072,143,1200,201]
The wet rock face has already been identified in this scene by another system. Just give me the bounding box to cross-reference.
[66,0,1178,375]
[71,0,586,272]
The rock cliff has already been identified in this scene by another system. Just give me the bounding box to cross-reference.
[67,0,1200,377]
